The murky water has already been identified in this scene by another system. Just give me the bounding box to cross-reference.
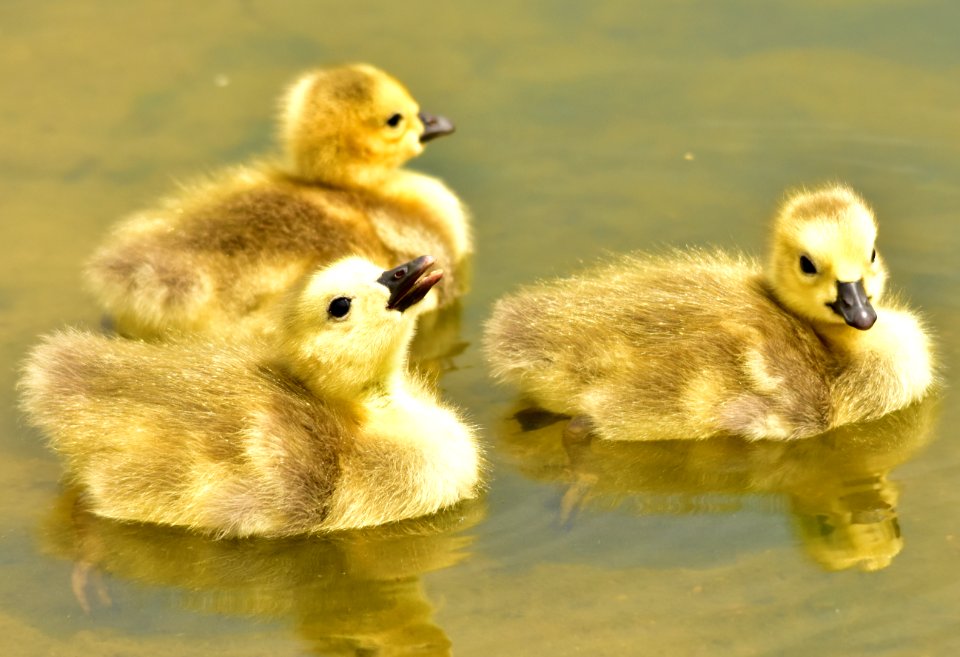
[3,1,960,655]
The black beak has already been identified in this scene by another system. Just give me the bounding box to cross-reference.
[378,256,443,313]
[828,280,877,330]
[418,111,455,143]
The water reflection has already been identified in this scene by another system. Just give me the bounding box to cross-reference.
[499,399,939,572]
[408,301,469,385]
[41,491,484,656]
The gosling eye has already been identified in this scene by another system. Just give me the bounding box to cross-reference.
[328,297,352,319]
[386,113,403,128]
[871,248,877,263]
[799,255,818,275]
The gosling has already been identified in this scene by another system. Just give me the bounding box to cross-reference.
[484,184,934,441]
[21,256,482,538]
[86,64,471,339]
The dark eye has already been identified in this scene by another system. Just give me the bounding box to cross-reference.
[392,267,406,280]
[328,297,351,318]
[871,248,877,263]
[799,255,817,275]
[386,113,403,128]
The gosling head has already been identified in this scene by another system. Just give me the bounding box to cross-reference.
[767,185,888,331]
[277,255,443,398]
[279,63,455,187]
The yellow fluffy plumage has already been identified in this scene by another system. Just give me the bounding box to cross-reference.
[85,64,471,339]
[21,257,483,538]
[484,184,935,441]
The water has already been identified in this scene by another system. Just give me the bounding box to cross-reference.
[3,1,960,655]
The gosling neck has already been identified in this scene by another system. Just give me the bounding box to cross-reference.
[760,276,876,356]
[810,320,877,356]
[280,155,398,192]
[276,328,414,405]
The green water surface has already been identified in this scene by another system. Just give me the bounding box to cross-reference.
[2,2,959,655]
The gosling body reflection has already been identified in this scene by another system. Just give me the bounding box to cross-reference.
[485,185,935,441]
[43,490,484,657]
[500,399,938,571]
[86,64,471,340]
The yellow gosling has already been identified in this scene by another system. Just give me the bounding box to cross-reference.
[22,256,482,538]
[86,64,471,339]
[484,184,935,441]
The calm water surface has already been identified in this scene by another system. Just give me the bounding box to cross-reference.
[2,2,959,655]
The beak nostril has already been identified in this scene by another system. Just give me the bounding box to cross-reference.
[417,111,455,143]
[829,280,877,330]
[377,256,441,313]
